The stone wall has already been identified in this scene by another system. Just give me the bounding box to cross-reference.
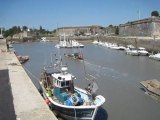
[119,17,160,37]
[105,26,116,35]
[57,26,103,36]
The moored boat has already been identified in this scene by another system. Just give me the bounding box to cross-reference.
[40,37,49,42]
[55,34,84,48]
[39,58,105,120]
[125,48,139,56]
[17,55,29,64]
[149,53,160,61]
[140,79,160,98]
[64,52,83,60]
[137,47,149,56]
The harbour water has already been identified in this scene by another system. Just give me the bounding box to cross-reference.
[13,42,160,120]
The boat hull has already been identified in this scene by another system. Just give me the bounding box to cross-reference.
[126,51,139,56]
[51,103,97,120]
[149,56,160,61]
[40,84,101,120]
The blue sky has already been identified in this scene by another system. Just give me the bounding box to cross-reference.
[0,0,160,30]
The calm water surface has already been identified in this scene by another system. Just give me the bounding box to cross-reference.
[13,42,160,120]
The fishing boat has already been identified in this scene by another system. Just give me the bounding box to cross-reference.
[39,58,105,120]
[140,79,160,99]
[17,55,29,64]
[64,52,83,60]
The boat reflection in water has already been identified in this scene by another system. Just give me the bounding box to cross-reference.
[40,57,105,120]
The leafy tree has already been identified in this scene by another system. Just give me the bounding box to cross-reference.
[3,25,52,38]
[52,29,57,33]
[39,26,43,33]
[151,11,159,17]
[109,24,113,27]
[18,26,21,32]
[115,26,119,35]
[4,26,22,37]
[22,26,28,31]
[40,26,42,30]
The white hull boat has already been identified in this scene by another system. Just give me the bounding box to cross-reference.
[40,59,105,120]
[56,35,84,48]
[138,47,149,56]
[126,48,139,56]
[149,53,160,61]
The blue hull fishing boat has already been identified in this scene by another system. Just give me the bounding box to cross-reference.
[40,58,105,120]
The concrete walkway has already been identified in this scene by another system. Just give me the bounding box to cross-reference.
[0,39,57,120]
[0,39,16,120]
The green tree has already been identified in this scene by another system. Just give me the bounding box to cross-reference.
[40,26,42,30]
[109,24,113,27]
[4,26,22,37]
[115,26,119,35]
[18,26,21,32]
[151,11,159,17]
[22,26,28,31]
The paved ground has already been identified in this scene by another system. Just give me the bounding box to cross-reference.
[0,39,16,120]
[0,39,57,120]
[0,69,17,120]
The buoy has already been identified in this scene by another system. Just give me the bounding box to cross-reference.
[45,99,50,105]
[70,94,78,105]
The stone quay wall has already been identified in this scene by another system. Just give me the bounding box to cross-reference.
[119,17,160,37]
[100,36,160,52]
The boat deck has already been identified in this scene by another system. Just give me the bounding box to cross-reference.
[140,79,160,96]
[48,89,92,106]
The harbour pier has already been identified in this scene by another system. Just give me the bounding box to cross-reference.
[0,39,57,120]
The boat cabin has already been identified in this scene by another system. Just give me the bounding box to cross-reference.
[47,66,82,105]
[52,66,74,87]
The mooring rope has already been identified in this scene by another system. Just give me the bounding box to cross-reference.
[23,65,40,81]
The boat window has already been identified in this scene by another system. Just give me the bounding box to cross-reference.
[66,81,69,86]
[61,81,65,87]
